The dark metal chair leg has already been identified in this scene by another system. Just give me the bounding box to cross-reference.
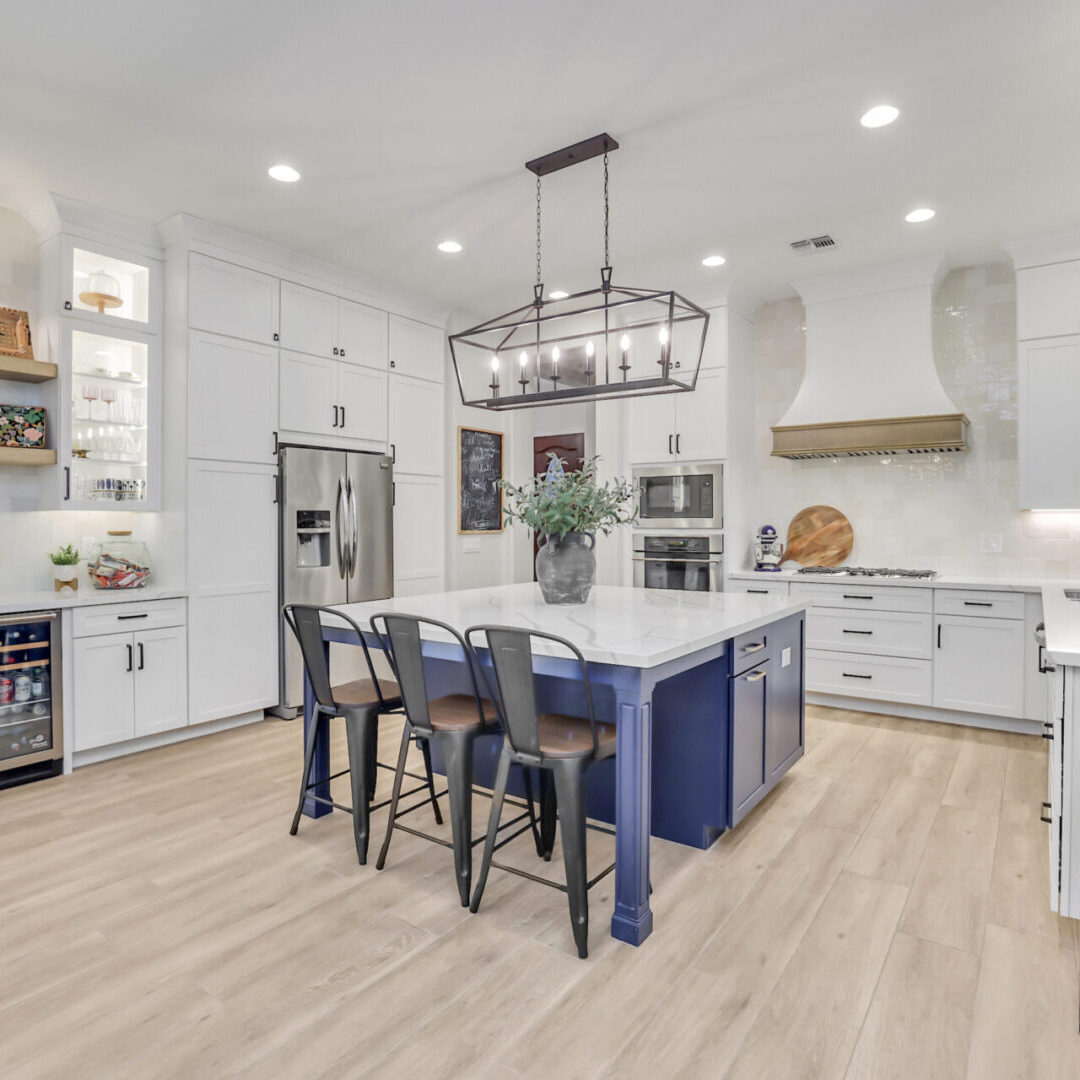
[470,744,512,913]
[365,714,378,800]
[343,706,376,864]
[290,707,322,836]
[441,728,476,906]
[553,760,590,959]
[420,737,444,826]
[539,770,557,861]
[521,766,543,857]
[375,722,413,870]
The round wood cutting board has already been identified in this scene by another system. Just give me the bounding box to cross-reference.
[784,505,853,567]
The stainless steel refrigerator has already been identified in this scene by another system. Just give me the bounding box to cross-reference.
[277,445,393,714]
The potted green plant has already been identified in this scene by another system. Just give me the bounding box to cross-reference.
[49,543,81,592]
[501,454,637,604]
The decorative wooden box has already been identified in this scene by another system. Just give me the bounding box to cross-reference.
[0,404,47,447]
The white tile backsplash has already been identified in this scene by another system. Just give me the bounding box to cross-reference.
[752,263,1080,578]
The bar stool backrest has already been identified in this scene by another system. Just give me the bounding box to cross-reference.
[465,625,600,760]
[282,604,389,711]
[371,613,487,738]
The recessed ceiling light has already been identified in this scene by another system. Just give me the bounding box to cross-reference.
[437,240,463,254]
[268,164,300,183]
[905,207,936,223]
[548,289,569,299]
[860,105,899,128]
[701,254,726,268]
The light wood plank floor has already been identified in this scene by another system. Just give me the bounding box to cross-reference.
[3,705,1079,1079]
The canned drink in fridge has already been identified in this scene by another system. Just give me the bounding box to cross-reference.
[14,673,31,703]
[0,676,13,705]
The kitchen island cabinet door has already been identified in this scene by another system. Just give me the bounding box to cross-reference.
[730,663,768,825]
[766,616,804,779]
[133,626,188,737]
[73,634,135,750]
[280,351,336,436]
[933,614,1025,717]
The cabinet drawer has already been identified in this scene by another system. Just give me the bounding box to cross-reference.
[728,580,790,598]
[73,598,187,638]
[934,589,1024,620]
[807,608,932,659]
[806,649,932,706]
[790,582,932,613]
[732,627,770,674]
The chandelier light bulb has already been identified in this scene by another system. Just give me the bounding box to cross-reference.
[620,334,630,352]
[551,346,560,364]
[658,326,669,346]
[585,340,595,357]
[490,354,499,372]
[519,350,528,368]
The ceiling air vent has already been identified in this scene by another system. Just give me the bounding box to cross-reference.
[790,234,837,254]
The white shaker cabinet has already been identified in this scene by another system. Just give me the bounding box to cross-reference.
[1018,335,1080,510]
[188,331,279,463]
[73,634,137,749]
[388,315,445,382]
[338,364,388,443]
[1017,261,1080,340]
[188,254,279,345]
[338,299,388,370]
[933,614,1025,717]
[388,373,444,475]
[628,368,727,464]
[280,281,336,358]
[131,627,189,736]
[393,472,445,595]
[279,351,337,436]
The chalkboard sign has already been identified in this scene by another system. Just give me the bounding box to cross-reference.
[458,426,504,534]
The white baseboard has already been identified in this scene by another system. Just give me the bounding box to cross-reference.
[71,709,268,769]
[806,693,1042,737]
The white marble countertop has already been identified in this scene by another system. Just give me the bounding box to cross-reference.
[331,583,807,668]
[1040,584,1080,666]
[728,569,1046,593]
[0,586,187,617]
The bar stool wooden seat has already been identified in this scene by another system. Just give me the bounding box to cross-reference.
[283,605,441,865]
[465,624,617,959]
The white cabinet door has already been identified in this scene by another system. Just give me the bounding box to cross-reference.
[389,315,445,383]
[674,368,727,460]
[188,331,278,463]
[1018,336,1080,510]
[628,393,677,465]
[280,281,336,358]
[280,351,335,435]
[73,634,135,749]
[1017,262,1080,340]
[188,254,279,344]
[187,461,279,724]
[133,626,188,736]
[394,473,445,595]
[388,374,444,475]
[933,615,1025,717]
[338,299,388,370]
[337,364,388,445]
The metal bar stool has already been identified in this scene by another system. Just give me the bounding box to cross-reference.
[284,604,442,865]
[465,624,617,959]
[372,613,541,906]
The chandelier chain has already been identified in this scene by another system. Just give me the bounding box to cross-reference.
[535,174,543,287]
[603,152,610,266]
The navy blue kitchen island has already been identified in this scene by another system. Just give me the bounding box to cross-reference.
[302,583,807,947]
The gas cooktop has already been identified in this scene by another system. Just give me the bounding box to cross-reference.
[796,566,938,580]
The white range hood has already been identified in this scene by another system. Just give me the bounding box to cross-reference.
[771,256,970,459]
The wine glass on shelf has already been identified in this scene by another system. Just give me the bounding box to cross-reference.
[101,386,116,422]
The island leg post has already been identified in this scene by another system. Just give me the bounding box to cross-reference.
[611,675,654,946]
[301,642,332,819]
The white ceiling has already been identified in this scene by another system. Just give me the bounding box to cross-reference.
[2,0,1078,314]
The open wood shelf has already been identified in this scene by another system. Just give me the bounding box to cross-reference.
[0,447,57,466]
[0,356,57,383]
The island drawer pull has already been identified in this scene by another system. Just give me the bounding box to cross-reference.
[1041,812,1054,825]
[963,600,993,607]
[741,642,765,653]
[746,588,769,595]
[842,672,872,680]
[842,629,873,635]
[842,594,874,600]
[746,670,766,683]
[117,613,150,621]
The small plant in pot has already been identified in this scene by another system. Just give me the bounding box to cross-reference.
[501,454,637,604]
[49,543,81,592]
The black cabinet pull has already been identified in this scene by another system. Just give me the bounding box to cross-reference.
[842,629,873,635]
[676,433,681,454]
[842,594,873,600]
[273,471,281,504]
[333,347,339,356]
[63,466,71,501]
[937,624,942,648]
[842,672,872,680]
[668,434,673,455]
[332,405,340,428]
[118,613,149,621]
[137,643,145,670]
[392,481,396,507]
[273,333,280,342]
[64,299,72,311]
[390,359,396,368]
[964,600,993,607]
[340,405,345,428]
[746,588,768,595]
[1041,813,1054,825]
[125,643,133,672]
[340,348,346,358]
[390,443,396,464]
[272,430,279,456]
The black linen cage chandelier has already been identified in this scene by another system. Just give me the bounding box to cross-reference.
[448,133,710,411]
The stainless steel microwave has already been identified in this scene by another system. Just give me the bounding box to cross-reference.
[632,463,723,530]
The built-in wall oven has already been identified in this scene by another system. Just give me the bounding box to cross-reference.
[632,463,723,530]
[632,534,724,592]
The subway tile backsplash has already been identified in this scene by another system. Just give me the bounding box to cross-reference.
[752,263,1080,578]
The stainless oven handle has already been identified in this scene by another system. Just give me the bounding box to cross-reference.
[632,556,722,565]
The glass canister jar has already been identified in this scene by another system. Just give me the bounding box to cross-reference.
[87,530,151,589]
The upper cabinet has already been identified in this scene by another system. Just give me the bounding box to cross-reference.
[280,282,389,369]
[1017,261,1080,341]
[188,254,279,345]
[628,367,728,464]
[65,239,156,334]
[389,315,445,382]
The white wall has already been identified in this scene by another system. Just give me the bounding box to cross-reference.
[751,263,1080,577]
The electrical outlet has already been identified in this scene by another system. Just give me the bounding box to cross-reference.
[980,533,1003,553]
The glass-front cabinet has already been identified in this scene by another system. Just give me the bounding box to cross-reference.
[62,237,156,335]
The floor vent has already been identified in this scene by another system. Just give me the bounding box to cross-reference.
[790,234,837,253]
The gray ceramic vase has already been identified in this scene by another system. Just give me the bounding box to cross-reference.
[535,531,597,604]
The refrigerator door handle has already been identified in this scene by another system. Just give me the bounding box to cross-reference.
[347,475,359,579]
[336,477,348,579]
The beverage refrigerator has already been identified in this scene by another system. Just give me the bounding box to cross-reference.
[0,611,63,787]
